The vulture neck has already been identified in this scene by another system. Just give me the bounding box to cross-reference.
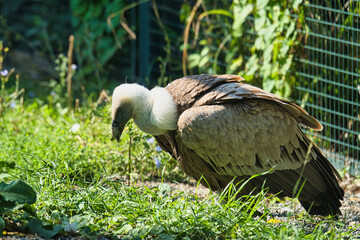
[124,84,178,135]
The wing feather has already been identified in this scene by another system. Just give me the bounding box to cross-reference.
[167,74,323,131]
[177,100,306,176]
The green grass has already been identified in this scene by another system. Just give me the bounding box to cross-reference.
[0,99,357,239]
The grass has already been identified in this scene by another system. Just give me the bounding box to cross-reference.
[0,98,358,239]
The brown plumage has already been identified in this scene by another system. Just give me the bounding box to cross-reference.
[111,74,344,215]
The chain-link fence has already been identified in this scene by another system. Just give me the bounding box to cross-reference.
[295,1,359,175]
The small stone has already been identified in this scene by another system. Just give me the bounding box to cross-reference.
[340,182,348,189]
[348,184,359,193]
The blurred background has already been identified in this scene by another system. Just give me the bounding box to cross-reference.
[0,0,359,174]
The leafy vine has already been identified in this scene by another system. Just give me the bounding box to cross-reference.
[182,0,304,98]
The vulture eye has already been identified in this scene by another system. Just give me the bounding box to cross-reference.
[112,122,118,128]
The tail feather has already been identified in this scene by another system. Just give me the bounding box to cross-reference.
[250,149,344,215]
[298,147,343,215]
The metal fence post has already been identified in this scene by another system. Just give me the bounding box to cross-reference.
[139,1,150,86]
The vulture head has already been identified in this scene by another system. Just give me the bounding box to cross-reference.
[111,83,178,140]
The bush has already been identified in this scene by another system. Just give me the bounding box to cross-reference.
[182,0,304,98]
[70,0,132,92]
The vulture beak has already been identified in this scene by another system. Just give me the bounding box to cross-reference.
[111,101,133,141]
[111,121,125,141]
[111,106,132,141]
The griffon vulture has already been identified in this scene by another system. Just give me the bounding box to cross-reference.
[111,74,344,215]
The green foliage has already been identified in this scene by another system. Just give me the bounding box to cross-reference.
[0,42,24,117]
[0,0,72,57]
[0,180,37,233]
[0,180,36,211]
[70,0,131,91]
[0,0,135,95]
[182,0,304,98]
[48,53,77,107]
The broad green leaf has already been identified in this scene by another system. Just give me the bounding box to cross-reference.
[199,56,210,68]
[263,45,273,63]
[159,233,175,240]
[119,224,133,234]
[263,79,275,92]
[284,81,292,98]
[275,79,284,90]
[200,47,210,56]
[233,4,253,36]
[225,46,238,62]
[271,63,280,78]
[229,57,243,73]
[98,36,115,51]
[80,227,97,240]
[188,54,201,68]
[285,21,296,38]
[292,0,303,10]
[264,24,277,41]
[280,54,293,74]
[199,39,207,45]
[70,214,94,229]
[22,203,38,217]
[255,10,267,32]
[283,9,291,23]
[70,1,87,15]
[245,55,259,76]
[149,224,165,234]
[0,180,36,205]
[260,64,272,79]
[272,5,281,23]
[246,63,259,76]
[254,37,265,50]
[92,4,102,18]
[180,4,191,23]
[0,196,17,213]
[99,46,117,65]
[256,0,270,10]
[279,43,290,58]
[0,216,4,232]
[246,54,258,66]
[27,219,63,239]
[0,173,13,181]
